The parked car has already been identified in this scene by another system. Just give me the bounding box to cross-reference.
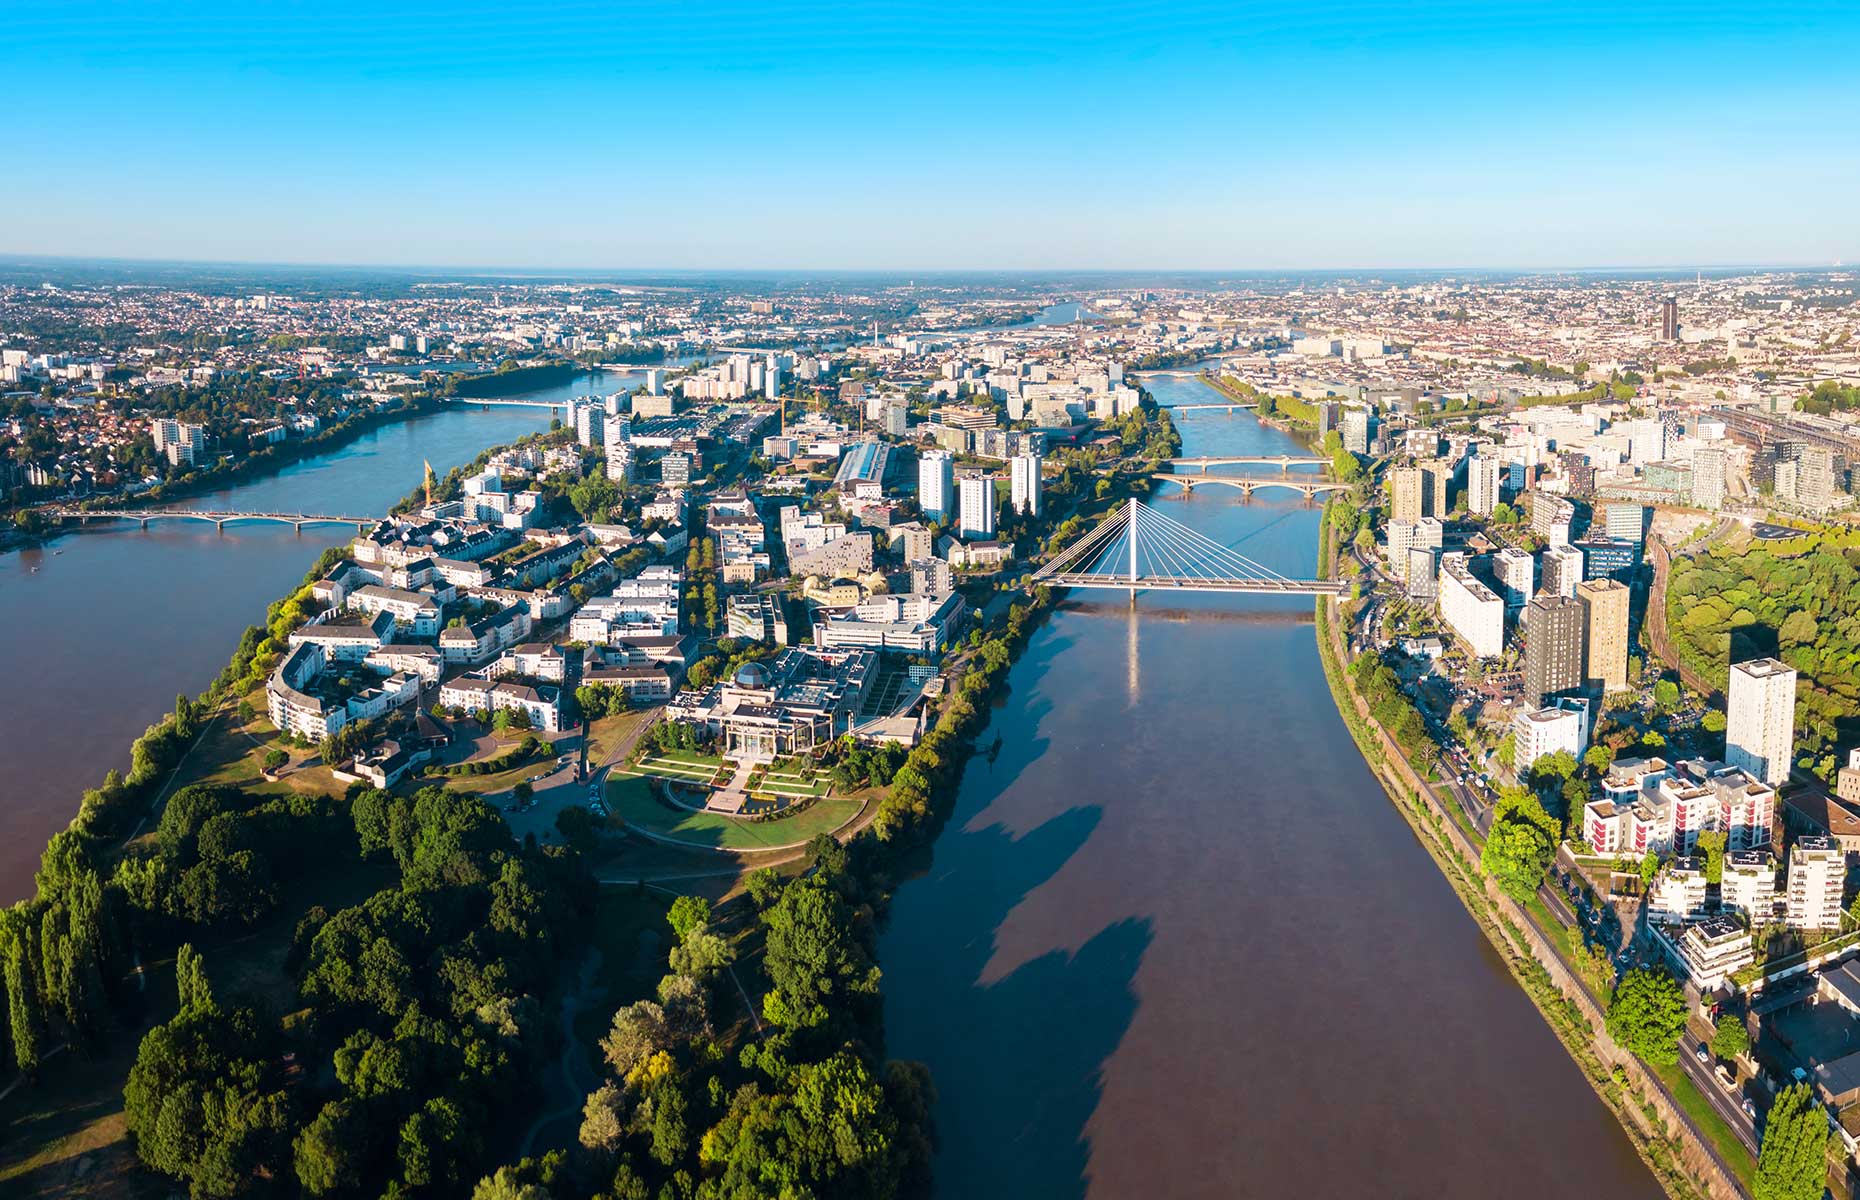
[1741,1098,1757,1118]
[1716,1064,1737,1092]
[1695,1045,1711,1065]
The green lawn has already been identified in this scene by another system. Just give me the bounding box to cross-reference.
[624,757,724,786]
[607,776,860,851]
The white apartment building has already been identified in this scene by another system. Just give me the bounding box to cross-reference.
[958,475,996,540]
[1786,835,1844,931]
[1466,454,1502,517]
[1438,554,1504,658]
[1670,916,1756,990]
[1726,657,1797,786]
[1512,699,1587,767]
[1494,547,1535,610]
[1541,544,1584,598]
[1583,757,1773,858]
[1645,858,1711,925]
[1720,849,1777,921]
[918,450,954,522]
[1009,451,1043,517]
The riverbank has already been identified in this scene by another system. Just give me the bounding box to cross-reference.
[446,360,584,397]
[1,395,452,554]
[1312,520,1745,1199]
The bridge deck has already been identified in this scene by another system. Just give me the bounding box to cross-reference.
[1036,573,1347,596]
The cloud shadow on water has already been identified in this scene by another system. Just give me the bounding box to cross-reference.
[880,802,1152,1200]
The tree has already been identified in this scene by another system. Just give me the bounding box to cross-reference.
[554,805,597,854]
[579,1082,628,1152]
[744,868,783,911]
[1481,792,1559,901]
[1653,679,1681,711]
[263,748,289,773]
[1711,1012,1751,1062]
[1753,1082,1830,1200]
[1696,830,1728,884]
[1639,850,1660,889]
[760,877,879,1036]
[175,942,214,1012]
[294,1099,369,1196]
[666,895,711,943]
[1583,744,1615,777]
[1605,967,1687,1065]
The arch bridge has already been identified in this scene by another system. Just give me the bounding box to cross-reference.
[1154,475,1351,500]
[1169,454,1329,471]
[51,508,378,533]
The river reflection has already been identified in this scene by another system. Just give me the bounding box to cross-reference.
[876,374,1663,1199]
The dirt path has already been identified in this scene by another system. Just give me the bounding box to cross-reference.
[518,950,605,1158]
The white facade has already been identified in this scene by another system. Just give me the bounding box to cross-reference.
[1645,860,1711,925]
[918,450,954,522]
[1438,554,1504,658]
[1786,836,1844,931]
[1726,658,1796,786]
[958,475,996,540]
[1009,452,1043,518]
[1512,702,1585,767]
[1494,548,1535,610]
[1720,850,1776,921]
[1466,454,1502,517]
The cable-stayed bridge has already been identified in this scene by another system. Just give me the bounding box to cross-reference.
[1028,499,1346,597]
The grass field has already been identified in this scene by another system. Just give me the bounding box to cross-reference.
[606,776,860,851]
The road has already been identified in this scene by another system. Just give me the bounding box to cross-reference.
[1676,1034,1759,1152]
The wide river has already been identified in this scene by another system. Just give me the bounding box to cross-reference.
[0,367,661,904]
[877,374,1663,1198]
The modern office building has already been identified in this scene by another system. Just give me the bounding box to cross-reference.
[1523,594,1583,705]
[1341,407,1370,455]
[1575,536,1638,583]
[1786,835,1844,931]
[1727,657,1797,787]
[1439,554,1504,659]
[1009,451,1043,517]
[1798,447,1839,512]
[957,474,997,539]
[918,450,954,522]
[1660,295,1679,342]
[1576,578,1630,694]
[1604,503,1647,543]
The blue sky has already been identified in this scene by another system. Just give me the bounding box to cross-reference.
[5,1,1858,270]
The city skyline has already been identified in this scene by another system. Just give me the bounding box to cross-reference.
[7,1,1860,270]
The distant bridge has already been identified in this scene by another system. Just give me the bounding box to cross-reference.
[1155,475,1351,499]
[1029,499,1346,597]
[440,397,574,410]
[1163,402,1258,412]
[52,508,378,533]
[1169,455,1329,471]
